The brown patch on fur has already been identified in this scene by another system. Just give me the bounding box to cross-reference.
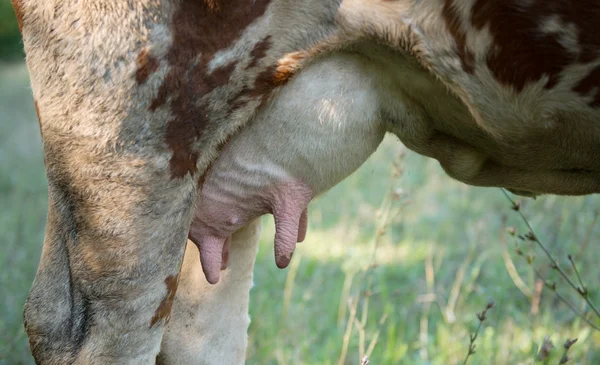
[274,51,308,84]
[254,65,284,91]
[151,0,272,179]
[135,48,160,85]
[573,64,600,108]
[205,0,220,12]
[150,275,180,328]
[470,0,600,92]
[33,100,44,140]
[246,36,272,69]
[441,0,475,73]
[149,83,168,112]
[11,0,25,34]
[162,59,239,178]
[34,100,42,127]
[230,65,284,112]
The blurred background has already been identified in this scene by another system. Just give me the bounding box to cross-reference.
[1,2,599,364]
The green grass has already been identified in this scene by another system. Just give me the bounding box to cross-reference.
[0,62,47,365]
[1,62,599,365]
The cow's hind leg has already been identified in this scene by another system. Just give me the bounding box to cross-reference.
[159,219,262,365]
[19,1,204,362]
[23,136,197,364]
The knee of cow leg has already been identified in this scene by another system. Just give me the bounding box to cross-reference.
[23,284,82,365]
[24,299,60,364]
[23,238,87,364]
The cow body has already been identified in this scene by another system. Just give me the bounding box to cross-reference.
[13,0,600,363]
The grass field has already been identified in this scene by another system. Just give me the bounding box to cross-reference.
[1,62,599,365]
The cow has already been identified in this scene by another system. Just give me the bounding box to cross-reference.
[12,0,600,364]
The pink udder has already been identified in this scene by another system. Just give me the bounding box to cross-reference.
[188,180,313,284]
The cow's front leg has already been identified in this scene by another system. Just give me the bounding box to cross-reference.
[23,141,197,365]
[159,219,261,365]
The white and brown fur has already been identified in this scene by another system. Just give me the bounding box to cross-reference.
[13,0,600,364]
